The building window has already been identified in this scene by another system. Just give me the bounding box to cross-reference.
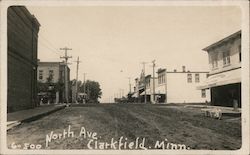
[195,73,200,83]
[49,70,54,80]
[201,89,206,98]
[239,45,241,62]
[39,70,43,80]
[158,74,165,84]
[212,55,218,69]
[49,70,54,75]
[223,50,230,66]
[187,73,192,83]
[158,75,161,84]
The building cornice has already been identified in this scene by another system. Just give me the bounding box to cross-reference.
[203,30,241,52]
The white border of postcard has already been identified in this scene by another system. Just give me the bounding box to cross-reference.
[0,0,249,155]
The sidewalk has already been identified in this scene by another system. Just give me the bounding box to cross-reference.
[7,104,66,130]
[184,104,241,117]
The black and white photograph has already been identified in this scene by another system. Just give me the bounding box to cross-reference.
[0,0,249,154]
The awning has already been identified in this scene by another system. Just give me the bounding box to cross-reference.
[132,93,138,98]
[197,68,241,90]
[139,89,151,95]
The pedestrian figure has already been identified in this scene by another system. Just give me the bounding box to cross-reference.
[40,98,43,105]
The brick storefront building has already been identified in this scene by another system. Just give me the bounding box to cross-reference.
[7,6,40,112]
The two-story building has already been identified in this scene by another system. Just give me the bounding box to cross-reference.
[156,66,210,103]
[142,74,158,103]
[198,31,241,107]
[37,61,70,103]
[131,78,140,101]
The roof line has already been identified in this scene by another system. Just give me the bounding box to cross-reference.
[203,30,241,51]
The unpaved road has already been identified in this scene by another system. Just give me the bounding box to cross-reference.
[7,104,241,150]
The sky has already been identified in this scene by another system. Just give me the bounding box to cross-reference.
[26,5,241,103]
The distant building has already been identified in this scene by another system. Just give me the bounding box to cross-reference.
[198,31,241,107]
[142,75,158,103]
[155,68,167,103]
[7,6,40,112]
[37,61,70,103]
[140,75,152,103]
[137,70,148,103]
[156,66,210,103]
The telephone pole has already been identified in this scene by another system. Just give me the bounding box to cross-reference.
[74,56,81,103]
[60,47,72,104]
[83,73,87,94]
[83,73,87,103]
[141,62,148,104]
[127,77,131,94]
[152,60,156,103]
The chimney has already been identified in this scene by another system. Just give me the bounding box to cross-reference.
[182,66,186,72]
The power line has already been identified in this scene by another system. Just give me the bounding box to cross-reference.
[39,33,61,52]
[34,32,61,56]
[38,40,61,56]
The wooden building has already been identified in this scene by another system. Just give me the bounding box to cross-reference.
[198,31,241,107]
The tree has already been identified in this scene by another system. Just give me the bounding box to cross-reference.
[79,80,102,103]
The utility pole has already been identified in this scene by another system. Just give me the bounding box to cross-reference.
[60,47,72,104]
[83,73,87,102]
[127,77,131,94]
[152,60,156,104]
[141,62,148,104]
[74,56,81,103]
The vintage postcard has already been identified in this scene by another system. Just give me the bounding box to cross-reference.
[0,0,249,155]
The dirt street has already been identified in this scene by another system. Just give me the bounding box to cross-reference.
[7,104,241,150]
